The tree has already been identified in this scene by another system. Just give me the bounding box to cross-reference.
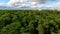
[1,22,21,34]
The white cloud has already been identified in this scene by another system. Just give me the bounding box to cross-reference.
[0,0,60,10]
[44,2,60,10]
[50,2,60,8]
[8,0,20,4]
[5,0,51,7]
[6,0,20,6]
[6,0,35,7]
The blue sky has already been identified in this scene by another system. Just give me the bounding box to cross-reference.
[0,0,60,10]
[0,0,9,3]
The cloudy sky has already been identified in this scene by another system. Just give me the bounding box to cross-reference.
[0,0,60,10]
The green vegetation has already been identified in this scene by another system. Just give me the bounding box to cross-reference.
[0,10,60,34]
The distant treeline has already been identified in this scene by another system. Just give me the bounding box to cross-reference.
[0,10,60,34]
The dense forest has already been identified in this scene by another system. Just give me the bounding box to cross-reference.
[0,10,60,34]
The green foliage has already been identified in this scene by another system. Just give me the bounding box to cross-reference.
[1,22,20,34]
[0,10,60,34]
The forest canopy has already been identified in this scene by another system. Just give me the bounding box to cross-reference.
[0,10,60,34]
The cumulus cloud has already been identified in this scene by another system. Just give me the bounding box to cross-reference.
[6,0,20,6]
[49,2,60,8]
[29,0,56,3]
[6,0,56,7]
[0,0,55,7]
[0,0,60,10]
[44,2,60,10]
